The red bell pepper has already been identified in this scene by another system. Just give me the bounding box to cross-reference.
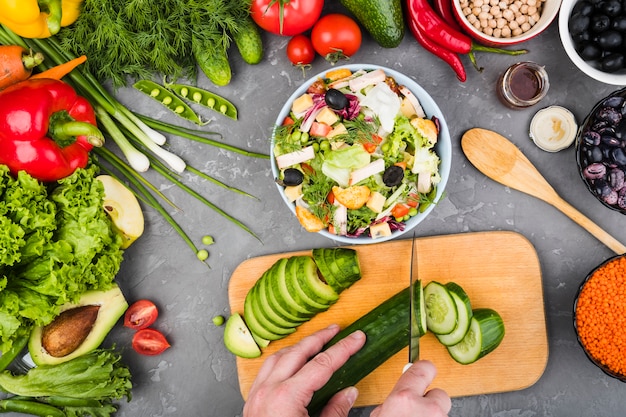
[0,78,103,182]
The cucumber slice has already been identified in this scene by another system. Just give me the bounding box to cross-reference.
[412,280,428,337]
[447,308,505,365]
[424,281,458,335]
[248,283,296,338]
[294,256,339,305]
[223,313,261,358]
[436,282,473,346]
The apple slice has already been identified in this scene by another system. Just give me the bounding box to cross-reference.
[96,175,144,249]
[224,313,262,358]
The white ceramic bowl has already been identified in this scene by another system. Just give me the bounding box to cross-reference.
[270,64,452,244]
[559,0,626,85]
[452,0,561,47]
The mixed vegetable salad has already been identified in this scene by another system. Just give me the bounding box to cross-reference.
[273,67,443,239]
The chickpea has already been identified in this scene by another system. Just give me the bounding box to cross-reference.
[493,27,502,37]
[502,9,514,20]
[467,13,478,23]
[484,27,494,35]
[521,21,531,31]
[501,26,512,37]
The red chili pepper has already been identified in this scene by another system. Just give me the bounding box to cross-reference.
[0,78,103,182]
[408,14,467,82]
[407,0,528,57]
[433,0,463,31]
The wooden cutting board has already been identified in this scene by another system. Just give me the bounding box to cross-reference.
[228,231,548,406]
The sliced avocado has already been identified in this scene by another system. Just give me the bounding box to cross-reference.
[268,258,318,316]
[243,284,286,341]
[255,273,302,329]
[224,313,262,358]
[29,284,128,366]
[285,257,328,312]
[248,283,295,338]
[293,256,339,305]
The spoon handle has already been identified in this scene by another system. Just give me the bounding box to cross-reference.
[548,194,626,255]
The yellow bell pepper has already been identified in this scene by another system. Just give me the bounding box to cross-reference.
[0,0,83,39]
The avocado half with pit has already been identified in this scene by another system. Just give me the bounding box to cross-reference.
[28,284,129,366]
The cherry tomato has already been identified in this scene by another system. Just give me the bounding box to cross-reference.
[250,0,324,36]
[132,328,171,356]
[311,14,362,62]
[391,204,410,219]
[286,34,316,66]
[124,300,158,330]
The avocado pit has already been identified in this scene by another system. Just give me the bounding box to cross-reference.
[42,305,100,357]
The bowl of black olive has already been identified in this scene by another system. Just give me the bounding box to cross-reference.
[576,88,626,213]
[559,0,626,84]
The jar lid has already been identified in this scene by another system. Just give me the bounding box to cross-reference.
[529,106,577,152]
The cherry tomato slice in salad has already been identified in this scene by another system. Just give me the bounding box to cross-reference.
[286,34,316,66]
[132,328,171,356]
[311,14,362,60]
[250,0,324,36]
[124,300,158,330]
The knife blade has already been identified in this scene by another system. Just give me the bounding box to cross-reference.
[408,234,420,364]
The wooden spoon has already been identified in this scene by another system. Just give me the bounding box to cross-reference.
[461,128,626,255]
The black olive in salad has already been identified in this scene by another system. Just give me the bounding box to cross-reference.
[577,88,626,213]
[569,0,626,73]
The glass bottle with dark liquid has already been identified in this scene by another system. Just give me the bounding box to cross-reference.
[497,62,549,108]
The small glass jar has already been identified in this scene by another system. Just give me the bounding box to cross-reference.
[497,62,550,109]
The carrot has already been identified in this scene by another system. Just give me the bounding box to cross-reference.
[0,45,44,90]
[576,256,626,376]
[30,55,87,80]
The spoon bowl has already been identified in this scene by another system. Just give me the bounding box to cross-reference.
[461,128,626,254]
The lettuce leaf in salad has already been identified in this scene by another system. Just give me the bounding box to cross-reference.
[0,164,124,352]
[321,145,371,187]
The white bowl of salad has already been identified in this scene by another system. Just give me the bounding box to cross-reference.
[271,64,451,244]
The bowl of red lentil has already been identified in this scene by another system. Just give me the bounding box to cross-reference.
[574,254,626,380]
[451,0,562,46]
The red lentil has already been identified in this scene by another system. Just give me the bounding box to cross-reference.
[576,256,626,376]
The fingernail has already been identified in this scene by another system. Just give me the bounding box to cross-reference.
[345,386,358,407]
[327,324,340,331]
[348,330,365,341]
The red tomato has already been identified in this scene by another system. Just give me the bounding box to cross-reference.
[311,14,362,61]
[286,34,316,66]
[391,204,410,219]
[124,300,158,330]
[250,0,324,36]
[132,328,171,356]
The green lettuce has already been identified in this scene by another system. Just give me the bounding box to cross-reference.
[0,164,123,352]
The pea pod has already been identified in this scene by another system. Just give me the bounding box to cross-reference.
[0,399,65,417]
[133,80,206,126]
[166,82,238,120]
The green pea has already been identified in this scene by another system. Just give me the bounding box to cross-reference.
[300,132,310,143]
[320,140,331,152]
[409,207,418,217]
[180,87,189,98]
[212,315,225,326]
[291,130,302,142]
[133,79,205,125]
[312,142,320,152]
[202,235,215,245]
[197,249,209,261]
[167,82,238,120]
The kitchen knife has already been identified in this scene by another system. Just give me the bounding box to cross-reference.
[404,234,422,372]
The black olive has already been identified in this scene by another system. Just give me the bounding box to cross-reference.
[591,14,612,32]
[612,15,626,31]
[570,12,591,34]
[382,165,404,187]
[601,52,625,72]
[325,88,349,110]
[577,41,603,59]
[597,29,624,50]
[276,168,304,186]
[574,0,596,15]
[602,0,622,15]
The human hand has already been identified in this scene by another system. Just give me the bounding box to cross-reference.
[370,360,451,417]
[243,324,366,417]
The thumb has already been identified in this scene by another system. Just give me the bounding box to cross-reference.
[319,386,359,417]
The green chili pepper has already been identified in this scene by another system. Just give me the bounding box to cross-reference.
[165,81,238,120]
[133,80,206,126]
[0,399,65,417]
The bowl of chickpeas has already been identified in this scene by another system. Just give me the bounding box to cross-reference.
[451,0,562,46]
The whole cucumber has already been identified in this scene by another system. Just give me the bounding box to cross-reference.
[233,16,264,65]
[339,0,405,48]
[193,36,232,87]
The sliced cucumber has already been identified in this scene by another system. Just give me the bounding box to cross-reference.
[436,282,473,346]
[412,280,428,337]
[223,313,261,358]
[447,308,505,365]
[294,256,339,305]
[424,281,458,335]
